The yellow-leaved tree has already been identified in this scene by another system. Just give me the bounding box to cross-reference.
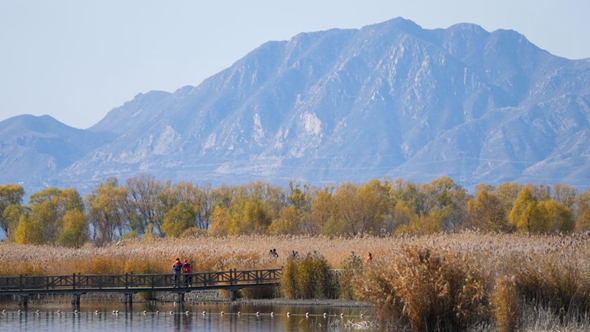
[466,186,512,232]
[508,187,546,233]
[57,209,90,248]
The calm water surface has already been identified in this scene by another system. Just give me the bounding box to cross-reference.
[0,302,377,331]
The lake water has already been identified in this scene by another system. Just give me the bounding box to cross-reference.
[0,302,377,331]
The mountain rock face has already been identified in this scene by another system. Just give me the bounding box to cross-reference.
[1,18,590,194]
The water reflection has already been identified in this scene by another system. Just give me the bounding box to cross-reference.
[0,302,376,332]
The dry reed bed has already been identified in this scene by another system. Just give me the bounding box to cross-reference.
[1,232,588,276]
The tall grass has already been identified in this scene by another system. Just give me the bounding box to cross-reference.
[281,251,338,299]
[3,232,590,330]
[357,245,492,331]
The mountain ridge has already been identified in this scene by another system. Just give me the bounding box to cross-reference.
[1,17,589,194]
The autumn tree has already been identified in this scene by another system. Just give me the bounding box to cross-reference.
[327,180,389,236]
[0,184,25,239]
[28,187,86,245]
[508,187,545,233]
[1,204,28,242]
[14,214,44,245]
[537,200,574,233]
[268,206,300,235]
[86,177,130,245]
[309,188,334,235]
[493,182,522,212]
[161,202,196,238]
[57,209,90,248]
[466,186,512,232]
[389,178,427,216]
[552,183,577,208]
[126,174,164,235]
[387,201,416,234]
[575,188,590,232]
[421,176,468,230]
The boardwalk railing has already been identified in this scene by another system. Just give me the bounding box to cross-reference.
[0,268,282,296]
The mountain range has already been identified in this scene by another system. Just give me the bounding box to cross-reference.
[1,17,590,195]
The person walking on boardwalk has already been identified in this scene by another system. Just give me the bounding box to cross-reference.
[172,257,183,287]
[182,259,193,287]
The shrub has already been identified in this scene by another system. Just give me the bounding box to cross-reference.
[339,252,363,300]
[280,252,338,299]
[358,245,492,331]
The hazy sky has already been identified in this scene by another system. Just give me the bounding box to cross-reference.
[1,0,588,129]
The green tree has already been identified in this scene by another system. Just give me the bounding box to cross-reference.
[162,202,195,238]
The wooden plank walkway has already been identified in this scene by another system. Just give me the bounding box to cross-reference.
[0,268,282,305]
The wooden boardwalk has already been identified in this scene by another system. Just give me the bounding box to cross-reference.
[0,268,282,306]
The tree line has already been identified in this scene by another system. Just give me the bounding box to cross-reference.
[1,174,589,247]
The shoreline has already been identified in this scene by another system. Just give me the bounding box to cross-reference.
[1,291,372,308]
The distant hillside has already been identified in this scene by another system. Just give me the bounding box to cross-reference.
[1,17,589,194]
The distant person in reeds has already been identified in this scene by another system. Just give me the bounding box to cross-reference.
[270,248,279,258]
[365,252,373,263]
[172,257,183,287]
[182,259,193,287]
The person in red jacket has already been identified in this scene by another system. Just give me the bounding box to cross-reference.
[182,259,193,287]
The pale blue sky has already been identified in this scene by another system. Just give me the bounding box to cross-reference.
[1,0,588,129]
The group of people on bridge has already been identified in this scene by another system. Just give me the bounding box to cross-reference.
[172,257,193,287]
